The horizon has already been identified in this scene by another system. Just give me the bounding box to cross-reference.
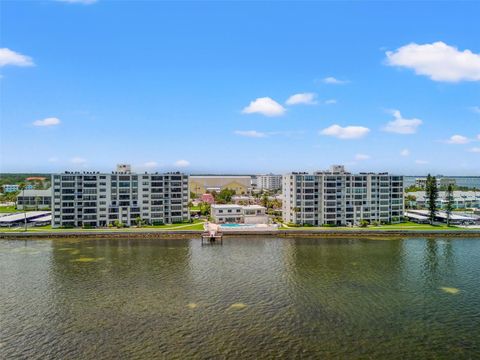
[1,1,479,175]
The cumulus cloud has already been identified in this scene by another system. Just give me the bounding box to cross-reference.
[285,93,317,105]
[354,154,370,161]
[446,134,470,144]
[322,77,348,84]
[33,117,61,127]
[383,110,422,134]
[144,161,158,168]
[0,48,34,67]
[242,97,286,117]
[386,41,480,82]
[320,124,370,139]
[400,149,410,157]
[234,130,267,138]
[71,157,87,165]
[174,159,190,168]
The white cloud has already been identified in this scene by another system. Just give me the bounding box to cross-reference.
[144,161,158,168]
[400,149,410,157]
[386,41,480,82]
[322,77,348,84]
[242,97,286,117]
[477,134,480,140]
[57,0,98,4]
[0,48,34,67]
[470,106,480,114]
[446,134,470,144]
[383,110,422,134]
[324,99,337,105]
[415,160,429,165]
[354,153,370,161]
[285,93,317,105]
[234,130,267,138]
[469,147,480,153]
[71,157,87,165]
[174,159,190,168]
[320,124,370,139]
[48,157,58,163]
[33,117,61,127]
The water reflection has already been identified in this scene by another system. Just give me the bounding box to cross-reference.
[1,237,479,359]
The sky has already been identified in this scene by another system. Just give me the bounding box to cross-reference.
[1,1,479,175]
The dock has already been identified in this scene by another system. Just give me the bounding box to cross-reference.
[201,229,223,245]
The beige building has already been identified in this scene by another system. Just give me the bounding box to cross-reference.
[189,175,251,196]
[210,204,268,224]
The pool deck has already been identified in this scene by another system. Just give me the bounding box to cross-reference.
[1,228,480,239]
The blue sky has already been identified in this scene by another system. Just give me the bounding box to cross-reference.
[1,1,479,175]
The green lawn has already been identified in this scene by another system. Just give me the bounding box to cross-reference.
[0,206,20,213]
[280,222,462,231]
[0,220,206,232]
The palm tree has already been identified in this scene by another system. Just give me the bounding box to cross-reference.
[18,183,27,231]
[445,184,454,226]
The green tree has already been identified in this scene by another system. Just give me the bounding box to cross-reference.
[215,188,235,203]
[444,184,454,226]
[425,174,439,225]
[35,196,42,211]
[405,194,417,209]
[199,202,211,216]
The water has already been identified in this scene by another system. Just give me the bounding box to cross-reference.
[1,237,479,359]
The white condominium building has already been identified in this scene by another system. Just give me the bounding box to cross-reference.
[282,165,403,226]
[258,174,282,191]
[51,166,189,228]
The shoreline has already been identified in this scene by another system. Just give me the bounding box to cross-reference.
[1,229,480,239]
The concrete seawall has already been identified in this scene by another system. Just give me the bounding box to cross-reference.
[1,229,480,239]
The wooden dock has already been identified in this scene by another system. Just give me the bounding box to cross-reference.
[201,230,223,245]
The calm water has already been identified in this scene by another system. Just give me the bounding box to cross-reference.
[1,237,479,359]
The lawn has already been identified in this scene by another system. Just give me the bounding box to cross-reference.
[0,206,20,213]
[0,220,206,232]
[280,222,462,231]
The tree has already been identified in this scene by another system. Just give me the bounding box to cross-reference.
[405,194,417,209]
[215,188,235,203]
[135,216,145,227]
[35,196,42,211]
[444,184,454,226]
[18,183,27,231]
[199,202,211,216]
[425,174,439,225]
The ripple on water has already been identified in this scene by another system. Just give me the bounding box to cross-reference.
[440,287,460,294]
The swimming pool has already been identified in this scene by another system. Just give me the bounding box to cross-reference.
[220,223,256,228]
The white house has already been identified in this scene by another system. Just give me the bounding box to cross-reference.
[211,204,268,224]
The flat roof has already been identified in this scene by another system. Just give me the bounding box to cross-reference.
[31,215,52,222]
[0,211,51,223]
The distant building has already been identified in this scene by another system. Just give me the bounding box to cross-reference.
[2,184,34,193]
[2,184,19,193]
[51,166,189,227]
[200,193,215,204]
[211,204,268,224]
[189,175,251,196]
[414,177,456,189]
[404,176,480,189]
[282,165,404,226]
[407,191,480,209]
[258,174,282,191]
[16,189,52,210]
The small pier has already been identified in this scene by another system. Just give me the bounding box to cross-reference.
[201,229,223,245]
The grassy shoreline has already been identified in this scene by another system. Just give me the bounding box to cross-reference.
[1,225,479,239]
